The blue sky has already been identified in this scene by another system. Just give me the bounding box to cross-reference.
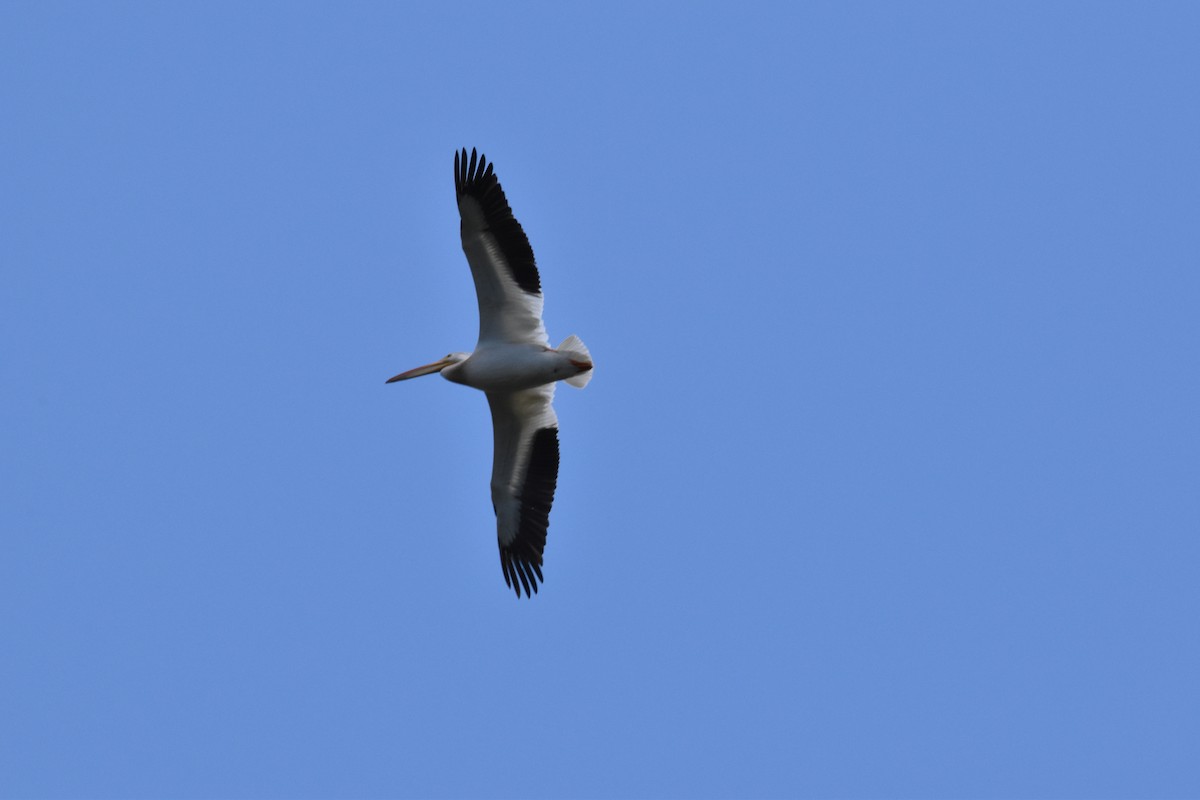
[2,2,1198,797]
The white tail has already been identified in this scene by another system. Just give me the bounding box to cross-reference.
[559,335,594,388]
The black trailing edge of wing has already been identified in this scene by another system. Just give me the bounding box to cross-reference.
[499,426,559,598]
[455,147,541,295]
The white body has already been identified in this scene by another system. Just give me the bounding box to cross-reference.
[445,344,589,393]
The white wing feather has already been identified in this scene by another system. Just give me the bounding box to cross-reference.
[487,384,558,597]
[459,199,549,347]
[455,148,549,348]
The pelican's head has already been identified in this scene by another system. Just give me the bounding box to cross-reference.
[386,352,469,384]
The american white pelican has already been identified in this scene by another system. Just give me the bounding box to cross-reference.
[387,148,593,598]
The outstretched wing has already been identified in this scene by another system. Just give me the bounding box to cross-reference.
[486,384,559,598]
[455,148,549,348]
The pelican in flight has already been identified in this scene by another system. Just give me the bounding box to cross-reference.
[387,148,593,598]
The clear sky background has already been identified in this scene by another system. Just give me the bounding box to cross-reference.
[2,2,1198,798]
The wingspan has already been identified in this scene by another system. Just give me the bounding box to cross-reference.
[455,148,549,348]
[486,384,559,598]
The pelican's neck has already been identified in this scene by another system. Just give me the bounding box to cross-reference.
[441,355,470,385]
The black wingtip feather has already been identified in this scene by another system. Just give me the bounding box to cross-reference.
[497,427,559,600]
[500,549,513,589]
[517,562,533,597]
